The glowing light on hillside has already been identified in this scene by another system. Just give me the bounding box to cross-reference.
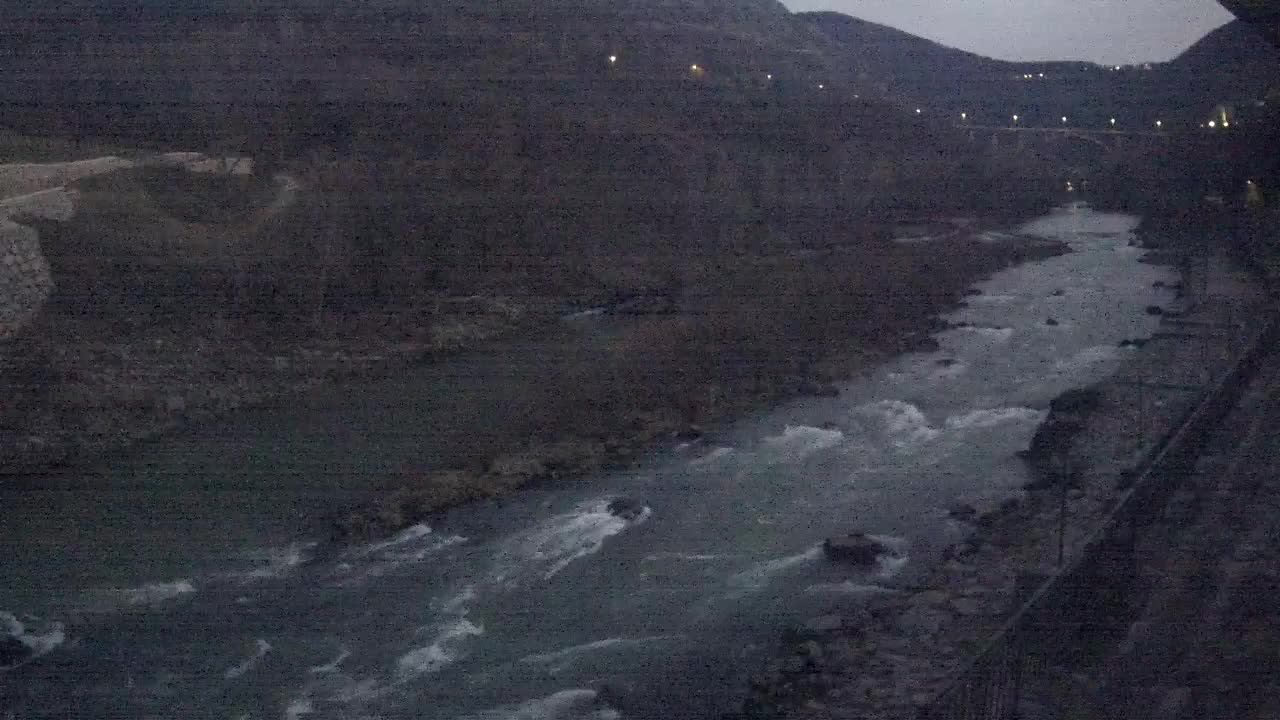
[916,108,922,114]
[1012,114,1019,123]
[960,112,967,120]
[766,74,772,80]
[1038,73,1045,78]
[608,55,617,64]
[691,64,699,71]
[818,84,825,89]
[1114,65,1121,71]
[1155,120,1163,129]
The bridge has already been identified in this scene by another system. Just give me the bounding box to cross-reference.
[957,124,1171,148]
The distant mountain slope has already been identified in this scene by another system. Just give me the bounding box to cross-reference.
[801,11,1280,129]
[1164,19,1280,103]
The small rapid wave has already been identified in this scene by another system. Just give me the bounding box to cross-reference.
[104,579,196,607]
[237,541,317,582]
[0,611,65,670]
[284,697,315,720]
[760,425,844,462]
[956,326,1014,341]
[728,545,823,594]
[519,635,682,674]
[803,582,896,596]
[688,447,735,467]
[397,617,485,677]
[332,524,466,587]
[944,407,1045,431]
[854,400,939,449]
[490,500,649,586]
[866,534,911,579]
[224,638,272,680]
[307,647,350,675]
[459,689,621,720]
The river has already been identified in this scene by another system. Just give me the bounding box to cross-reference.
[0,206,1175,719]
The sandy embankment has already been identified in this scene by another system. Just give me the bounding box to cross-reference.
[738,252,1270,719]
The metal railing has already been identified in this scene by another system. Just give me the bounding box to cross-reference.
[925,304,1280,719]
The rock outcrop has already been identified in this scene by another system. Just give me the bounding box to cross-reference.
[822,533,887,565]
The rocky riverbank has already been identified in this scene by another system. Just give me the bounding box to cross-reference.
[732,231,1269,719]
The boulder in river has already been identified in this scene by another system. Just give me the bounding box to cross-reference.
[0,635,31,668]
[1051,289,1066,297]
[607,497,646,521]
[671,425,703,442]
[1044,318,1060,326]
[1145,305,1164,316]
[947,502,978,522]
[822,533,887,565]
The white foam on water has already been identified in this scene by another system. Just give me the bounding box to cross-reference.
[760,425,844,461]
[396,617,485,677]
[976,231,1016,243]
[519,635,682,673]
[364,523,434,554]
[111,579,196,606]
[728,545,823,594]
[239,541,317,581]
[957,326,1014,341]
[283,697,314,720]
[437,586,478,614]
[803,582,896,596]
[944,407,1046,431]
[875,554,910,579]
[224,638,273,680]
[969,293,1016,303]
[561,308,606,322]
[333,530,466,587]
[0,611,65,669]
[306,647,350,675]
[689,447,734,467]
[854,400,939,449]
[458,689,620,720]
[642,552,725,563]
[490,499,649,586]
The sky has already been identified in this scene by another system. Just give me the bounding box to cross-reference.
[780,0,1237,65]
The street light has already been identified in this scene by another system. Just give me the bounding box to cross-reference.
[1110,118,1117,126]
[1013,114,1019,124]
[1155,120,1163,129]
[1062,116,1068,124]
[961,112,967,120]
[608,55,617,64]
[916,108,922,114]
[766,73,772,80]
[1209,120,1217,128]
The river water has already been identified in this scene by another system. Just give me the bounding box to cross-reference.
[0,206,1175,719]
